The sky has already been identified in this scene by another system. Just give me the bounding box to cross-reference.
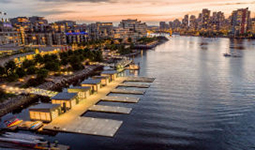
[0,0,254,25]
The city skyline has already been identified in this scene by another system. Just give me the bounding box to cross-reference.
[1,0,255,25]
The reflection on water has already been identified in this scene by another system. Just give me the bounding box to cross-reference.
[1,36,255,150]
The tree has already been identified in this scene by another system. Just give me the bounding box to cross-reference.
[26,66,37,75]
[5,60,16,73]
[36,69,48,79]
[44,62,60,71]
[22,60,35,68]
[34,54,44,64]
[7,73,19,82]
[0,66,6,76]
[16,67,26,78]
[128,37,132,43]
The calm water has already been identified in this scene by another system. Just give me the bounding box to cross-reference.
[2,36,255,150]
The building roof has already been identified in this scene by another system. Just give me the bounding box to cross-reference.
[51,92,77,100]
[101,70,117,75]
[81,79,101,85]
[92,76,109,79]
[29,103,60,111]
[68,86,91,92]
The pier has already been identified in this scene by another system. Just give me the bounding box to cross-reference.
[125,77,155,83]
[111,89,145,95]
[101,96,140,103]
[88,105,132,114]
[118,83,150,88]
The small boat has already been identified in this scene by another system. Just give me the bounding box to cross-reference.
[223,53,231,57]
[30,121,43,130]
[4,117,23,130]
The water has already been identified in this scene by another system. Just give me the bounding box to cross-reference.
[2,36,255,150]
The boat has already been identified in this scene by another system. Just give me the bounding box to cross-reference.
[30,121,43,130]
[3,132,44,140]
[223,53,231,57]
[4,117,23,130]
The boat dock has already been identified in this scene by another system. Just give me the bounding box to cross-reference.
[88,105,132,114]
[118,83,150,88]
[101,96,140,103]
[44,117,122,137]
[125,77,155,83]
[111,89,145,95]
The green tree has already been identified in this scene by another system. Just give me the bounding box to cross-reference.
[36,69,48,79]
[128,37,132,43]
[26,66,37,75]
[22,60,35,68]
[7,73,19,82]
[34,54,44,64]
[0,66,6,76]
[5,60,16,73]
[44,62,60,71]
[16,67,26,78]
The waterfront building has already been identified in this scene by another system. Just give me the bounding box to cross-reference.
[81,79,101,93]
[172,19,181,31]
[189,15,197,31]
[231,8,251,36]
[211,11,225,31]
[0,18,20,46]
[118,19,147,41]
[92,76,110,86]
[87,22,113,40]
[67,86,91,101]
[51,92,78,110]
[251,18,255,33]
[101,70,117,82]
[29,103,62,122]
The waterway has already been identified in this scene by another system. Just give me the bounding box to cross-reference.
[1,36,255,150]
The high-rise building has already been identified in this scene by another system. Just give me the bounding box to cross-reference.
[211,11,225,31]
[159,21,169,31]
[182,14,189,30]
[231,7,250,35]
[189,15,197,31]
[172,19,181,31]
[201,9,211,30]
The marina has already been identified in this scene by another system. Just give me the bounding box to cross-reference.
[88,105,132,114]
[101,96,140,103]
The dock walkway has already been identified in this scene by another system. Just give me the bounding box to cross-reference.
[88,105,132,114]
[125,77,155,83]
[118,83,150,88]
[111,89,145,95]
[101,96,140,103]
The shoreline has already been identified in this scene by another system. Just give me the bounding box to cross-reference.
[178,34,255,40]
[0,65,103,117]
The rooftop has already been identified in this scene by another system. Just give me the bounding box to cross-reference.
[51,92,77,100]
[68,86,91,92]
[93,76,109,79]
[101,70,118,75]
[29,103,61,111]
[81,79,101,85]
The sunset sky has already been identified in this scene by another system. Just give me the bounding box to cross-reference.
[0,0,254,25]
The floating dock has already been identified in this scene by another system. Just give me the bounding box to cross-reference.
[101,96,140,103]
[44,117,122,137]
[88,105,132,114]
[125,77,155,83]
[118,83,150,88]
[111,89,145,95]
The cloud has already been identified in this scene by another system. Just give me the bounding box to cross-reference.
[0,0,12,3]
[38,10,76,15]
[213,1,255,6]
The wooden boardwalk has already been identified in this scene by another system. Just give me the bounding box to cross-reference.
[101,96,140,103]
[111,89,145,95]
[44,77,127,137]
[118,83,150,88]
[125,77,155,83]
[44,117,122,137]
[88,105,132,114]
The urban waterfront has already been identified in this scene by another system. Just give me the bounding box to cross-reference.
[1,36,255,150]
